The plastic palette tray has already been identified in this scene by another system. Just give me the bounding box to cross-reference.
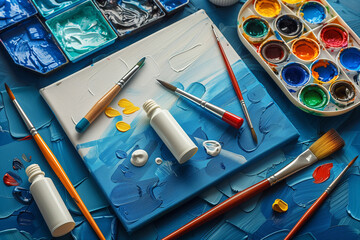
[31,0,86,19]
[0,0,37,31]
[45,0,118,63]
[237,0,360,116]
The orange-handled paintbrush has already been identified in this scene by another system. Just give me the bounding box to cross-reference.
[284,155,358,240]
[163,129,345,240]
[5,84,105,240]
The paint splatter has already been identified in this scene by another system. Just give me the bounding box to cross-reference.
[118,99,140,115]
[313,163,333,184]
[12,158,24,170]
[272,199,288,213]
[3,171,22,186]
[130,149,149,167]
[115,150,127,159]
[203,140,222,157]
[155,157,163,165]
[105,107,121,118]
[12,187,33,205]
[116,121,131,132]
[22,153,31,162]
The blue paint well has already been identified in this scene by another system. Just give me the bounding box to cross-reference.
[157,0,189,12]
[339,47,360,71]
[31,0,84,18]
[281,63,310,87]
[0,0,37,31]
[311,59,339,83]
[0,17,67,74]
[300,2,326,24]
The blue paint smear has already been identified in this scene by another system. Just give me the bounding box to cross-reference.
[116,150,127,159]
[339,47,360,71]
[0,0,37,31]
[158,0,188,12]
[347,174,360,221]
[1,87,54,138]
[261,229,289,240]
[12,187,32,205]
[202,221,248,240]
[71,216,117,240]
[300,2,326,24]
[0,229,33,240]
[315,225,360,240]
[312,60,339,82]
[281,63,309,87]
[176,82,206,111]
[0,17,67,74]
[199,187,223,206]
[247,83,266,104]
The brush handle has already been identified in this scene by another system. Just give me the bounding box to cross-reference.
[222,111,244,129]
[76,84,121,133]
[162,179,271,240]
[284,192,329,240]
[33,134,105,240]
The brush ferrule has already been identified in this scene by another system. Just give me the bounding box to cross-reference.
[268,149,318,186]
[13,99,36,135]
[175,88,225,118]
[240,100,253,129]
[325,165,350,193]
[117,64,139,88]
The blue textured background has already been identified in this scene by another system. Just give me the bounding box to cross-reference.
[1,0,360,239]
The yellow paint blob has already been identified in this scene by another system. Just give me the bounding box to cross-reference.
[255,0,281,18]
[123,106,140,115]
[118,98,140,115]
[116,121,131,132]
[272,199,288,213]
[104,107,121,118]
[282,0,303,4]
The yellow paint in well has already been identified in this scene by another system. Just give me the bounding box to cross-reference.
[116,121,131,132]
[255,0,281,18]
[118,98,140,115]
[123,106,140,115]
[272,199,288,213]
[104,107,121,118]
[282,0,303,4]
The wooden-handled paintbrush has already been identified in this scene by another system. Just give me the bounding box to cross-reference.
[162,129,345,240]
[75,57,146,133]
[5,84,106,240]
[284,155,358,240]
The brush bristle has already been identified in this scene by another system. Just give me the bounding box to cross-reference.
[157,79,177,92]
[250,128,258,144]
[348,156,358,167]
[309,129,345,160]
[4,83,15,101]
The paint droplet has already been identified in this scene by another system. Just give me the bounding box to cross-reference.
[203,140,222,157]
[313,163,333,184]
[12,158,24,170]
[272,199,288,213]
[118,99,140,115]
[155,157,163,165]
[3,171,22,186]
[17,211,34,226]
[130,149,148,167]
[116,121,131,132]
[115,150,127,159]
[123,106,140,115]
[22,153,31,162]
[13,187,33,205]
[105,107,121,118]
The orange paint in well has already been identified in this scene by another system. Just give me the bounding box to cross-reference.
[292,38,320,61]
[311,60,330,80]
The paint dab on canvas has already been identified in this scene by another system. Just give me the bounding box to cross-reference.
[272,199,288,213]
[12,187,33,205]
[169,44,202,72]
[203,140,221,156]
[3,172,22,186]
[118,99,140,115]
[116,121,131,132]
[105,107,121,118]
[12,158,24,170]
[131,150,149,167]
[22,153,31,162]
[155,157,163,165]
[115,150,127,159]
[313,163,333,184]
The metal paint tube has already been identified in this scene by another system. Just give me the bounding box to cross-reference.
[329,80,356,106]
[311,59,340,84]
[299,84,330,109]
[291,38,320,63]
[259,39,289,64]
[337,47,360,72]
[254,0,282,19]
[319,24,349,49]
[298,1,327,26]
[242,16,270,43]
[274,14,304,40]
[281,62,310,88]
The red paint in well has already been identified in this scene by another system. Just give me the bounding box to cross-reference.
[313,163,333,184]
[320,26,348,48]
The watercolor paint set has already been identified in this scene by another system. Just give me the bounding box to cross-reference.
[237,0,360,116]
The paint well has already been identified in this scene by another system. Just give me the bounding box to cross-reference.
[339,47,360,71]
[0,0,37,31]
[31,0,83,18]
[243,18,269,38]
[254,0,281,18]
[312,163,333,184]
[275,14,303,37]
[272,199,288,213]
[320,25,348,48]
[3,171,22,186]
[115,121,131,132]
[330,80,355,103]
[260,40,288,64]
[0,17,67,74]
[299,84,329,109]
[157,0,188,12]
[300,1,326,24]
[281,62,310,87]
[292,38,319,61]
[104,107,121,117]
[311,59,339,83]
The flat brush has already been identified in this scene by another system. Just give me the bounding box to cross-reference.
[211,25,258,144]
[5,84,106,240]
[284,155,358,240]
[157,79,244,129]
[76,57,146,133]
[163,129,345,240]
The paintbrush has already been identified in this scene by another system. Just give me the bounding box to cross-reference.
[211,25,258,144]
[5,84,106,240]
[75,57,146,133]
[162,129,345,240]
[284,155,358,240]
[157,80,244,129]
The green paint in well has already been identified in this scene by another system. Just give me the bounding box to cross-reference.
[300,85,328,109]
[243,18,269,38]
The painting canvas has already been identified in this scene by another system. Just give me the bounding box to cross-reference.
[40,11,299,232]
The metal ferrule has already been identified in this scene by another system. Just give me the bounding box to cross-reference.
[13,99,37,136]
[325,165,350,194]
[240,100,254,129]
[116,65,139,88]
[268,149,318,186]
[176,88,225,118]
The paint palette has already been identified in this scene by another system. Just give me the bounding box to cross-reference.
[94,0,166,38]
[237,0,360,116]
[0,0,37,31]
[45,0,118,62]
[31,0,86,19]
[0,16,68,74]
[155,0,189,13]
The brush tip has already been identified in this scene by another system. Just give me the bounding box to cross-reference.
[348,156,359,167]
[4,83,15,101]
[309,129,345,160]
[157,79,177,92]
[138,57,146,68]
[251,128,258,144]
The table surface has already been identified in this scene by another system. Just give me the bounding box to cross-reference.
[1,0,360,239]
